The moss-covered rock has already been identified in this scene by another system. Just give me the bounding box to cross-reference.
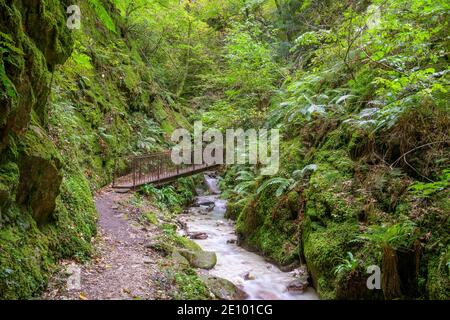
[201,276,247,300]
[17,120,63,224]
[236,188,300,266]
[178,249,217,270]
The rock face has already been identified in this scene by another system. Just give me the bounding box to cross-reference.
[0,1,93,299]
[202,276,248,300]
[0,0,73,149]
[178,249,217,270]
[16,126,64,224]
[0,0,72,223]
[17,155,62,224]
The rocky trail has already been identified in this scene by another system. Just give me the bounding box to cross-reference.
[43,189,169,300]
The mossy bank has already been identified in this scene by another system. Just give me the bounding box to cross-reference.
[0,0,189,299]
[218,0,449,300]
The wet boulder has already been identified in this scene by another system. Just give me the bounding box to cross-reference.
[189,232,209,240]
[287,279,308,292]
[243,272,256,281]
[202,276,248,300]
[178,249,217,270]
[172,250,190,268]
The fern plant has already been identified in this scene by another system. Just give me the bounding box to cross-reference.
[334,252,359,276]
[408,169,450,197]
[141,184,182,210]
[359,220,417,250]
[256,164,318,197]
[233,170,257,197]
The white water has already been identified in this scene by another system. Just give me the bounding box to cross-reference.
[179,176,318,300]
[204,175,221,195]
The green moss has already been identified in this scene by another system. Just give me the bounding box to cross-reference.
[88,0,117,33]
[225,201,244,220]
[175,236,202,252]
[426,247,450,300]
[143,212,158,225]
[43,170,97,261]
[170,268,209,300]
[236,188,299,265]
[0,212,52,299]
[156,223,202,253]
[0,161,19,205]
[303,220,359,299]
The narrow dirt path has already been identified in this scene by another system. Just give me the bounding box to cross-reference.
[44,188,169,300]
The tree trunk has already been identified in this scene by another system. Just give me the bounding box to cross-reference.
[177,19,192,98]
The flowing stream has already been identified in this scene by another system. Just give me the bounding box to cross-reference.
[179,174,319,300]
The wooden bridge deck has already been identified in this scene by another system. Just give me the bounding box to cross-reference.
[112,151,221,189]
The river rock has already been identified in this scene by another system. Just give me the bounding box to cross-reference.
[202,276,248,300]
[279,261,300,272]
[172,250,190,268]
[144,242,173,257]
[195,188,206,196]
[205,204,215,212]
[178,249,217,270]
[197,200,215,207]
[287,279,308,292]
[258,291,279,300]
[189,207,205,215]
[189,232,209,240]
[243,272,256,281]
[290,265,308,277]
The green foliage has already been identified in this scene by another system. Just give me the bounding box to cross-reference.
[201,22,280,129]
[257,177,293,197]
[170,268,209,300]
[233,170,257,197]
[334,252,359,276]
[359,220,418,250]
[129,114,165,154]
[257,165,317,197]
[88,0,117,33]
[409,169,450,197]
[222,28,278,96]
[142,212,158,225]
[141,185,182,211]
[141,178,195,213]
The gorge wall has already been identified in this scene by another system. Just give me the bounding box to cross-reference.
[0,0,188,298]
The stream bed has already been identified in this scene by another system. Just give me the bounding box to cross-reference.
[179,175,318,300]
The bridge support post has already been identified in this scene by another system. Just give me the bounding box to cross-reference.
[158,158,161,181]
[132,159,136,189]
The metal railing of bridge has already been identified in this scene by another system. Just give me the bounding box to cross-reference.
[112,150,222,189]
